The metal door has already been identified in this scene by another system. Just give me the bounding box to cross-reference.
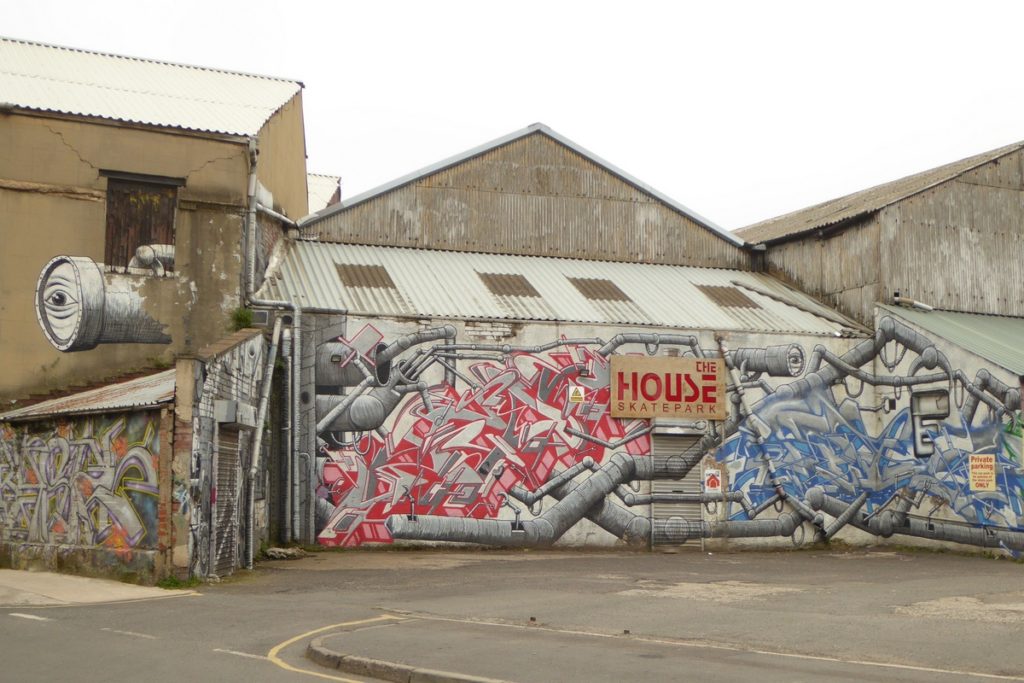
[649,434,704,547]
[214,427,240,576]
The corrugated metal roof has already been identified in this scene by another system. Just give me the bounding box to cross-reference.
[738,141,1024,244]
[0,37,302,136]
[879,305,1024,375]
[307,173,341,212]
[298,123,746,248]
[258,241,863,337]
[0,369,176,422]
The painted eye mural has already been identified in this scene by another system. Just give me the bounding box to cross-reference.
[35,254,171,352]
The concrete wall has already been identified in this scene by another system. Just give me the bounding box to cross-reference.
[0,408,172,582]
[0,113,249,400]
[300,313,1021,553]
[0,103,308,403]
[255,93,309,221]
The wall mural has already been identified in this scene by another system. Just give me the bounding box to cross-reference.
[35,250,173,352]
[312,318,1023,552]
[0,412,161,558]
[188,335,264,577]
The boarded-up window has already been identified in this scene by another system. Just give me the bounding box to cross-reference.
[104,177,179,272]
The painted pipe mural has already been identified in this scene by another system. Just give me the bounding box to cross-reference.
[35,251,172,352]
[311,317,1023,552]
[0,413,161,558]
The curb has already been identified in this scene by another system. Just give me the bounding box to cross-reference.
[306,636,513,683]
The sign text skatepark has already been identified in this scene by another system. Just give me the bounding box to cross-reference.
[610,356,727,419]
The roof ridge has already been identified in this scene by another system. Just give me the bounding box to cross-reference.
[0,35,303,86]
[738,140,1024,243]
[297,123,746,248]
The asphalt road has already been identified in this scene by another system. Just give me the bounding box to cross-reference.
[2,547,1024,682]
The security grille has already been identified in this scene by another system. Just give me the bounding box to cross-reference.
[214,427,241,576]
[650,435,704,547]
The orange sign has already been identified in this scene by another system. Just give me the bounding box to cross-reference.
[610,356,727,420]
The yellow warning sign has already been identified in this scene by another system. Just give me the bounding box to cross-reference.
[567,385,586,404]
[969,454,996,491]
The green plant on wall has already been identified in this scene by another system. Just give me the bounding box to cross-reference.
[231,307,254,331]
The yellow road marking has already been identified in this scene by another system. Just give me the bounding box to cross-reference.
[266,614,403,682]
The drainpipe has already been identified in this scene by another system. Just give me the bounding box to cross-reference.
[281,326,294,543]
[242,139,348,548]
[291,307,302,542]
[245,316,282,569]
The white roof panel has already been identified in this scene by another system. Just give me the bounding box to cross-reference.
[0,37,302,136]
[259,241,863,337]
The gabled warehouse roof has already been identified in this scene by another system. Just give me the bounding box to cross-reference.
[0,369,176,423]
[298,123,746,248]
[0,36,302,136]
[258,241,862,336]
[739,141,1024,244]
[879,305,1024,376]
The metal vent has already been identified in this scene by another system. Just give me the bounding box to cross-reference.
[568,277,631,302]
[696,285,761,309]
[478,272,541,298]
[336,263,397,289]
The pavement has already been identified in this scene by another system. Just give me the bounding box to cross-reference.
[0,568,194,607]
[3,548,1024,682]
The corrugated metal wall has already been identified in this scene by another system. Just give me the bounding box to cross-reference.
[883,151,1024,318]
[764,149,1024,323]
[764,216,881,325]
[303,134,749,269]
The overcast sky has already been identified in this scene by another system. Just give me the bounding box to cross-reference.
[6,1,1024,229]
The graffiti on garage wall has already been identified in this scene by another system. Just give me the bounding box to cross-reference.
[717,316,1024,548]
[313,325,797,547]
[0,412,161,557]
[312,318,1023,551]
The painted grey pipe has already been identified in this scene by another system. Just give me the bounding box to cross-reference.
[35,256,172,351]
[506,458,596,505]
[506,476,650,547]
[806,488,1024,550]
[316,341,382,387]
[651,513,802,544]
[821,491,869,541]
[376,326,457,386]
[315,382,422,434]
[958,369,1021,422]
[245,316,282,569]
[388,453,651,546]
[315,377,375,434]
[598,333,703,357]
[732,344,806,378]
[618,491,745,506]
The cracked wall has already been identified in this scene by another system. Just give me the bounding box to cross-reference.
[0,113,250,400]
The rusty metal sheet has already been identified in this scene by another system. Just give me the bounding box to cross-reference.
[0,369,176,422]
